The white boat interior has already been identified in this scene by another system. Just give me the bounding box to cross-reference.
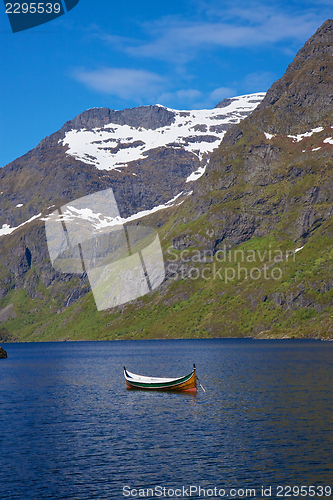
[124,369,185,383]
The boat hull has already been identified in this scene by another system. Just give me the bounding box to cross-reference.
[124,366,197,393]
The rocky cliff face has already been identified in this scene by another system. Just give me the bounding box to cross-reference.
[252,19,333,134]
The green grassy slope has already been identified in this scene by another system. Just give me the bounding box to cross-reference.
[1,212,333,341]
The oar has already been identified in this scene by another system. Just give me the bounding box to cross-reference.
[197,374,206,392]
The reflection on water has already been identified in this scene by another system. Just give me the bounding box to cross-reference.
[0,339,333,499]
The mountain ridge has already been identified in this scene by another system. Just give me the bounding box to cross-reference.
[0,93,264,230]
[249,19,333,135]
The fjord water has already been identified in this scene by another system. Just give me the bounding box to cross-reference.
[1,339,333,500]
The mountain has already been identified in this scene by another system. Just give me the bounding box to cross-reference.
[0,93,264,231]
[0,93,264,340]
[1,20,333,342]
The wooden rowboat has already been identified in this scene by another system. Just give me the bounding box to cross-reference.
[124,364,197,393]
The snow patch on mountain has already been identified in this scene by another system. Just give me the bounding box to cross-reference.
[265,127,333,148]
[186,162,208,182]
[0,189,192,239]
[41,191,188,230]
[287,127,324,142]
[0,213,41,238]
[61,93,265,174]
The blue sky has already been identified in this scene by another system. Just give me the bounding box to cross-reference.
[0,0,332,167]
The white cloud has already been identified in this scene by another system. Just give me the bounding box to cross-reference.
[71,64,237,109]
[71,67,166,102]
[124,10,324,62]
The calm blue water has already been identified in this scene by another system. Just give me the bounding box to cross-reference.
[0,339,333,500]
